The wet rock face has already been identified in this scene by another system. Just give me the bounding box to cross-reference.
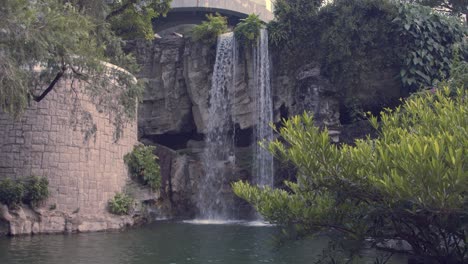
[133,36,262,139]
[133,36,196,137]
[293,63,340,128]
[131,36,342,219]
[0,204,134,236]
[133,36,341,144]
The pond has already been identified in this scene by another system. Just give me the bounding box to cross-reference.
[0,221,407,264]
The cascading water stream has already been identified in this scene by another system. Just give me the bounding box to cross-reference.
[253,29,274,188]
[197,32,236,220]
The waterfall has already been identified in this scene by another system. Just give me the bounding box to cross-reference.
[254,29,274,188]
[198,32,236,220]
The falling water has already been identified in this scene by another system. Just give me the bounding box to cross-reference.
[198,32,236,219]
[254,29,274,188]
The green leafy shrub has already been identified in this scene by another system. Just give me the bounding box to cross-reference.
[23,176,49,207]
[234,14,265,46]
[192,13,228,44]
[234,88,467,263]
[267,0,323,52]
[445,45,468,91]
[316,0,400,101]
[108,193,133,215]
[124,145,161,190]
[393,3,466,91]
[269,0,466,110]
[0,179,24,208]
[0,177,49,208]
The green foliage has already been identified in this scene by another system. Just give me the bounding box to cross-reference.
[267,0,323,55]
[124,145,161,190]
[234,14,265,46]
[108,192,133,215]
[234,88,468,263]
[0,177,50,208]
[66,0,172,40]
[23,176,49,207]
[0,0,164,137]
[192,14,229,44]
[316,0,400,101]
[106,0,172,40]
[393,3,466,91]
[444,44,468,91]
[405,0,468,20]
[0,179,24,208]
[268,0,466,106]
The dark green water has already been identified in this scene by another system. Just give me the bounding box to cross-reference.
[0,221,407,264]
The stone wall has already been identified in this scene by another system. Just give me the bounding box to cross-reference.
[0,77,138,235]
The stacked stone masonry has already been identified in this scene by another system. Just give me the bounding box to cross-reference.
[0,78,138,235]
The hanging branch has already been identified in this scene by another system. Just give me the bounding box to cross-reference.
[105,0,136,20]
[32,65,67,102]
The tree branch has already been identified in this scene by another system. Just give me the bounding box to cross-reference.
[105,1,135,20]
[32,66,66,102]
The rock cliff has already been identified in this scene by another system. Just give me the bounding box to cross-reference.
[133,35,341,146]
[131,35,342,218]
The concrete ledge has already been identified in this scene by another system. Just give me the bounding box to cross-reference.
[170,0,274,22]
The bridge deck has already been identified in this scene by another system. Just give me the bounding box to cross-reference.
[170,0,274,22]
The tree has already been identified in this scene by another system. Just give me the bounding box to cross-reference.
[405,0,467,22]
[233,88,467,263]
[267,0,324,60]
[0,0,171,130]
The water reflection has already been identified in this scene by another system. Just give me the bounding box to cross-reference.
[0,222,407,264]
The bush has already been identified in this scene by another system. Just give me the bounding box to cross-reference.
[192,13,228,44]
[233,88,468,263]
[108,192,133,215]
[0,177,49,208]
[0,179,24,208]
[234,14,265,46]
[124,145,161,190]
[267,0,323,50]
[445,45,468,91]
[23,176,49,207]
[316,0,400,99]
[269,0,466,108]
[394,3,466,91]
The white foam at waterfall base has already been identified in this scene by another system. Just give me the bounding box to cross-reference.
[183,219,274,227]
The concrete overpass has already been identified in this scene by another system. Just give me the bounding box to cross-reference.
[170,0,274,22]
[154,0,274,34]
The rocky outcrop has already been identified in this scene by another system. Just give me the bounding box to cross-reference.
[130,35,342,219]
[273,61,340,128]
[133,36,341,146]
[0,204,134,235]
[134,37,196,137]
